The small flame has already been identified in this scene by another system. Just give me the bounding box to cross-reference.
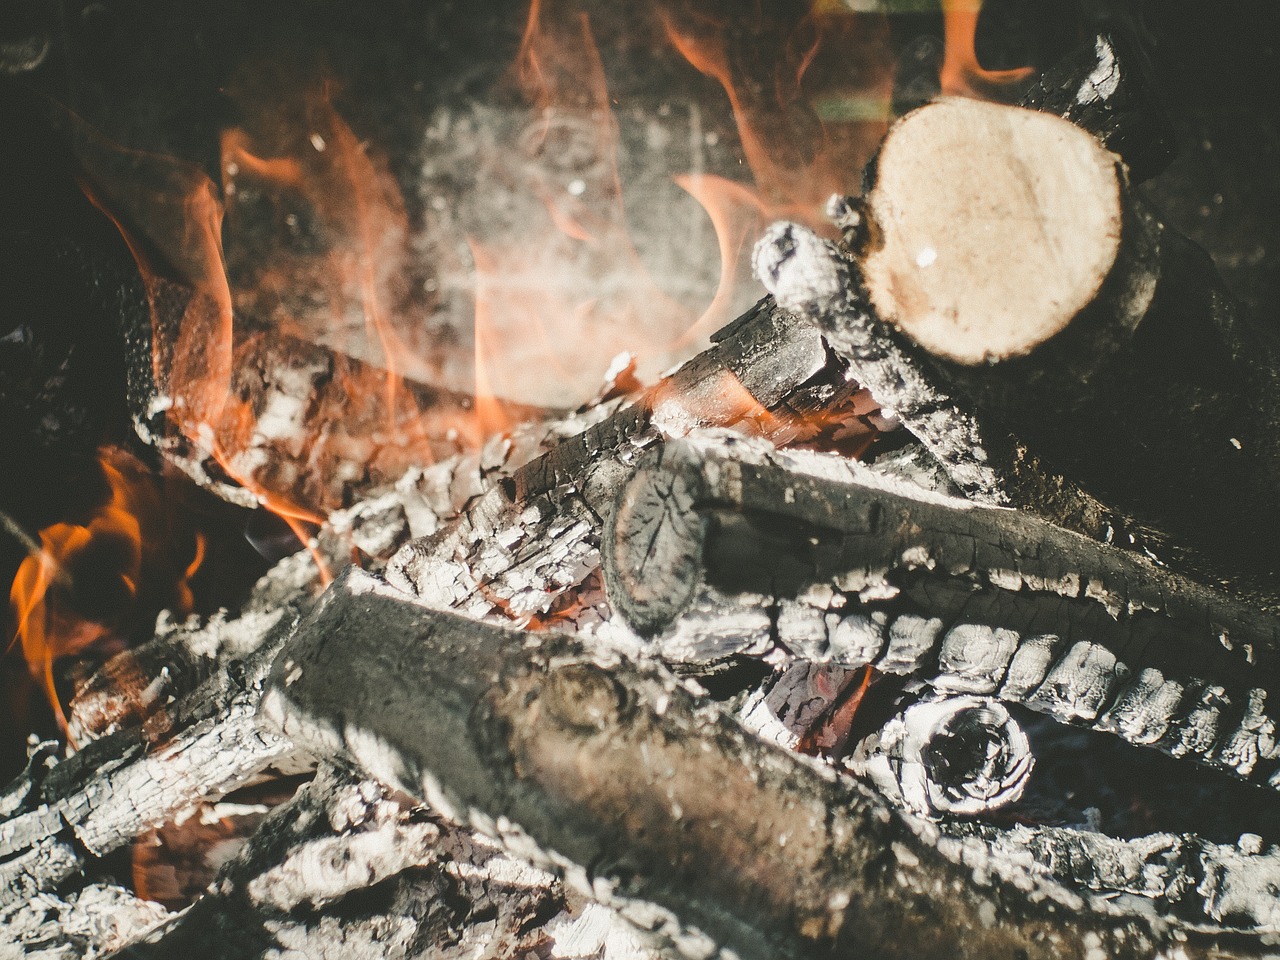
[660,3,892,222]
[7,449,200,736]
[938,0,1035,98]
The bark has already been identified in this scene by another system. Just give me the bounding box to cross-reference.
[1020,32,1176,183]
[601,435,1280,785]
[386,298,871,623]
[260,565,1278,960]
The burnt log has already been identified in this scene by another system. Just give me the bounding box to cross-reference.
[115,764,570,960]
[261,565,1280,960]
[386,298,871,623]
[839,96,1280,602]
[601,435,1280,785]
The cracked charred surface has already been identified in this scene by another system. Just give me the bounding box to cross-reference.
[261,565,1280,960]
[386,298,872,624]
[604,435,1280,788]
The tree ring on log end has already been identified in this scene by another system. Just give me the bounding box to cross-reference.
[604,447,712,638]
[860,98,1123,365]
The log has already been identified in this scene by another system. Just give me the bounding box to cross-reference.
[600,435,1280,785]
[260,565,1279,960]
[385,298,871,623]
[851,694,1034,818]
[753,219,1157,561]
[857,99,1160,370]
[844,96,1280,602]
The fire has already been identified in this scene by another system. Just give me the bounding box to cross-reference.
[465,0,703,407]
[7,449,201,735]
[659,1,892,225]
[938,0,1035,98]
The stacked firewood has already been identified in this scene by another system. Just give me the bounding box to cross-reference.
[6,29,1280,960]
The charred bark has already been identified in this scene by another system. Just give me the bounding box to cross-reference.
[601,436,1280,785]
[261,565,1278,960]
[1020,32,1176,183]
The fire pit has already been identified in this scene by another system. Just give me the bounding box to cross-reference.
[3,1,1280,957]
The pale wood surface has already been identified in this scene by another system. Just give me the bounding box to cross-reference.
[862,98,1123,364]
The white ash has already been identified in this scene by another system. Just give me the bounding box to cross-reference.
[1026,641,1129,723]
[853,695,1033,817]
[933,623,1020,695]
[752,221,847,317]
[0,883,171,959]
[1000,634,1065,701]
[1096,668,1184,745]
[1077,35,1121,105]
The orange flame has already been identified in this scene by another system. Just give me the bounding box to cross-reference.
[660,3,891,224]
[938,0,1035,98]
[7,450,200,735]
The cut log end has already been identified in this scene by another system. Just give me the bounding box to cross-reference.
[602,445,711,637]
[861,98,1125,365]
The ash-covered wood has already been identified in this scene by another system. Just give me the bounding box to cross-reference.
[1020,32,1176,183]
[753,219,1152,561]
[953,820,1280,935]
[117,764,566,960]
[260,565,1279,960]
[386,298,870,624]
[602,435,1280,785]
[852,694,1034,817]
[1,882,170,959]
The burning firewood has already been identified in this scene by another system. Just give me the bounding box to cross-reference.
[260,565,1280,960]
[760,97,1280,604]
[385,297,873,623]
[602,434,1280,785]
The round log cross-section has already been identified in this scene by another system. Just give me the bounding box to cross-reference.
[860,98,1139,365]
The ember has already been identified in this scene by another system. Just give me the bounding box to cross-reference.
[3,1,1280,958]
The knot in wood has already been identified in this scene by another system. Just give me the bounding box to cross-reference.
[540,662,629,735]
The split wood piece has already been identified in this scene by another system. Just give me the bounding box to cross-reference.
[1,882,170,959]
[261,566,1278,960]
[601,436,1280,785]
[1020,32,1176,183]
[0,605,300,901]
[115,764,566,960]
[848,97,1280,600]
[386,298,867,622]
[957,820,1280,935]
